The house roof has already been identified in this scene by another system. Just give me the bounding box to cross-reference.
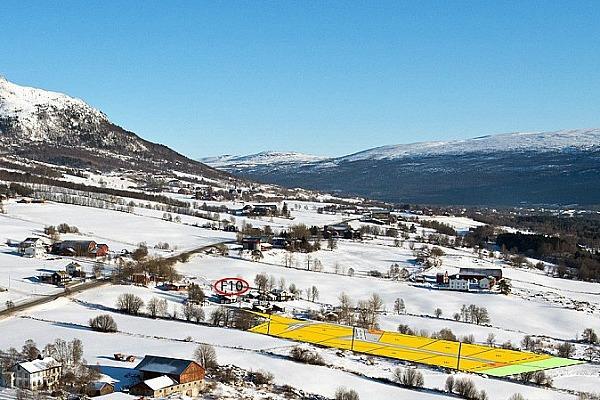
[18,357,60,373]
[89,381,114,391]
[22,237,43,243]
[56,240,96,249]
[459,268,502,278]
[135,355,197,377]
[143,375,177,391]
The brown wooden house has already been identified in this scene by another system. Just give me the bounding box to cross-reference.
[86,382,114,397]
[130,355,204,397]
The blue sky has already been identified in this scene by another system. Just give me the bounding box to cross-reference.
[2,1,600,158]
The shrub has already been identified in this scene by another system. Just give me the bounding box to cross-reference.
[454,377,478,399]
[89,314,117,332]
[290,346,325,365]
[393,367,424,388]
[335,387,360,400]
[445,375,455,392]
[556,342,576,358]
[432,328,457,341]
[508,395,526,400]
[397,324,414,335]
[251,369,274,385]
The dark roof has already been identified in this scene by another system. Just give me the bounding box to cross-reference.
[458,268,502,278]
[135,355,196,377]
[56,240,96,249]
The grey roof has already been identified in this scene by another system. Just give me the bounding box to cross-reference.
[135,355,195,377]
[57,240,95,248]
[459,268,502,278]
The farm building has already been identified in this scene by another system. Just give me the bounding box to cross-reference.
[448,277,470,291]
[162,282,189,291]
[24,246,46,258]
[242,237,262,251]
[18,238,47,257]
[86,382,115,397]
[270,288,294,301]
[271,237,288,249]
[51,241,109,257]
[129,355,204,397]
[5,357,62,391]
[458,268,502,281]
[51,271,71,286]
[323,224,360,240]
[65,262,83,277]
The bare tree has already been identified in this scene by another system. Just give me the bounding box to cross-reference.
[254,273,269,293]
[338,292,354,325]
[194,344,218,371]
[393,368,424,387]
[183,303,205,322]
[21,339,40,361]
[209,307,227,326]
[116,293,144,315]
[394,298,405,314]
[146,297,168,318]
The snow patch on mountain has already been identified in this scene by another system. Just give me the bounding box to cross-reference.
[205,129,600,170]
[0,76,107,141]
[201,151,328,168]
[339,129,600,162]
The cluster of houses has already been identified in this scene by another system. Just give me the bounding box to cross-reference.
[435,268,503,292]
[322,224,361,240]
[18,238,109,259]
[39,262,85,286]
[232,204,279,217]
[214,288,296,314]
[240,223,362,252]
[241,236,287,251]
[1,354,205,399]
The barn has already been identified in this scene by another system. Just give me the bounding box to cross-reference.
[129,355,205,397]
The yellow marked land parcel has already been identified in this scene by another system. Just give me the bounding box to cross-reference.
[249,314,582,376]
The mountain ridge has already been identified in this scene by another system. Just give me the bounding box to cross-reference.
[0,76,229,179]
[203,129,600,168]
[202,129,600,206]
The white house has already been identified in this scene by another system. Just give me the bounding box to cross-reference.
[478,277,491,290]
[24,246,46,258]
[449,277,470,291]
[65,262,83,276]
[10,357,62,390]
[18,238,47,257]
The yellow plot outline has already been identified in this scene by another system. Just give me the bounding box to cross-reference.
[248,313,582,376]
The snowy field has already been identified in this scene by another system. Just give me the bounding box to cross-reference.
[0,289,583,400]
[0,195,598,399]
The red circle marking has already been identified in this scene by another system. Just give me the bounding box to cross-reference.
[213,277,250,296]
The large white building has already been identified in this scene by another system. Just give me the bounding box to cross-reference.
[449,277,470,291]
[18,238,47,258]
[7,357,62,390]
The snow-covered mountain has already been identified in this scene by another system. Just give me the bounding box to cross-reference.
[205,129,600,206]
[200,151,327,169]
[0,76,226,178]
[339,129,600,162]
